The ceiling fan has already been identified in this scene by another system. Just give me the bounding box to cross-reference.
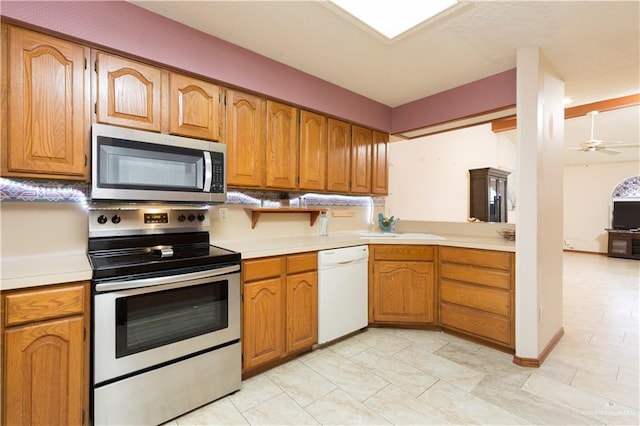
[568,110,639,155]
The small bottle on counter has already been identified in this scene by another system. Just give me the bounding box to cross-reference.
[319,211,328,236]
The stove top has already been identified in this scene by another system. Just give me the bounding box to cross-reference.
[88,205,240,281]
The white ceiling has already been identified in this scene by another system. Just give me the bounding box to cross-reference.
[131,0,639,165]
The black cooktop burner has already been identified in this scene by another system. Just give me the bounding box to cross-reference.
[89,231,240,281]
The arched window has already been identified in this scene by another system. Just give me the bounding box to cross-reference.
[612,176,640,199]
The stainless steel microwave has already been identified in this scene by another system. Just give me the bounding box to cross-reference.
[91,124,226,204]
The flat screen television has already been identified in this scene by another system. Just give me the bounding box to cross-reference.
[612,201,640,230]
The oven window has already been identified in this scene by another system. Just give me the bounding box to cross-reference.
[115,281,228,358]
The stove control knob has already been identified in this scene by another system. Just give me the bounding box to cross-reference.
[111,215,121,224]
[177,214,186,222]
[188,214,196,222]
[97,215,108,224]
[197,213,205,222]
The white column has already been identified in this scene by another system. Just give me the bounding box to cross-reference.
[515,48,565,359]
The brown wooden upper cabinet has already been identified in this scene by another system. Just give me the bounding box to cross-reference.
[95,51,163,132]
[2,25,90,181]
[371,130,389,195]
[169,73,221,141]
[350,125,373,194]
[326,118,351,193]
[299,110,327,191]
[265,101,298,190]
[225,89,266,188]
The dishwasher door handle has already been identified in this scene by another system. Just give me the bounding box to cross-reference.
[337,259,366,265]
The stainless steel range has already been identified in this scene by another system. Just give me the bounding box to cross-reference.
[88,205,241,425]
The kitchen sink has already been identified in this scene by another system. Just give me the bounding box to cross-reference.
[359,232,446,240]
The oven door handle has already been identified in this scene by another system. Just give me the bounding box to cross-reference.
[94,264,240,292]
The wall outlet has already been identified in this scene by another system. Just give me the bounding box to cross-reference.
[219,208,228,222]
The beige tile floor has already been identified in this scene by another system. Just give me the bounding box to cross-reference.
[168,252,639,425]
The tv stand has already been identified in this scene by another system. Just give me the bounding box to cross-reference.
[607,230,640,260]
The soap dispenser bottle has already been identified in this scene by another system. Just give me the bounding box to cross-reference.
[319,211,328,236]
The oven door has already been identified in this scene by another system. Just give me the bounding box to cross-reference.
[93,269,240,385]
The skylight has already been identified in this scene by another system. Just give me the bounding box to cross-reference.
[328,0,459,40]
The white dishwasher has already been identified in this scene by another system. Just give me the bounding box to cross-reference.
[317,245,369,344]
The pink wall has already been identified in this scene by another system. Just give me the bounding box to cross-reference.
[391,69,517,134]
[1,1,515,135]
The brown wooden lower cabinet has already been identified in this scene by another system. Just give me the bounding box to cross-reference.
[2,281,90,425]
[242,252,317,375]
[439,247,515,349]
[369,245,436,325]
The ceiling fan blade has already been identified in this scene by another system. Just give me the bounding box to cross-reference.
[604,143,640,148]
[600,148,622,155]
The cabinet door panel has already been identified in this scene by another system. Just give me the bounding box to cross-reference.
[299,110,327,191]
[4,317,83,425]
[286,252,317,275]
[286,271,318,352]
[371,131,389,195]
[440,280,510,316]
[243,257,285,282]
[243,278,284,370]
[440,247,512,271]
[327,118,351,193]
[373,261,434,323]
[440,303,512,347]
[96,52,162,131]
[225,90,265,187]
[265,101,297,189]
[5,284,85,326]
[169,73,220,140]
[440,263,511,290]
[5,27,88,179]
[350,125,372,194]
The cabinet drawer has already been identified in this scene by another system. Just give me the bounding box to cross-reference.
[440,247,512,271]
[440,280,510,317]
[373,245,434,261]
[287,252,317,275]
[440,263,511,290]
[4,283,85,326]
[243,257,284,282]
[440,303,512,347]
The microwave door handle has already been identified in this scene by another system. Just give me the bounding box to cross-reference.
[203,151,212,192]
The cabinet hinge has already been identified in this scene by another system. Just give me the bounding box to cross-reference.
[82,410,85,425]
[84,58,87,70]
[94,103,97,114]
[94,61,98,73]
[83,326,86,341]
[84,155,88,167]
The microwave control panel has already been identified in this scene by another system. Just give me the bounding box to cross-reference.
[210,152,225,193]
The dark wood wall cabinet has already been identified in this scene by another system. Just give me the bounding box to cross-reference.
[607,230,640,260]
[469,167,510,223]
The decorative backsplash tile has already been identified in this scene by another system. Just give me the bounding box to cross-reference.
[0,178,89,203]
[612,176,640,198]
[1,179,386,208]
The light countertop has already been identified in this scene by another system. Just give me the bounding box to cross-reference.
[1,231,514,291]
[216,231,515,260]
[1,251,93,291]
